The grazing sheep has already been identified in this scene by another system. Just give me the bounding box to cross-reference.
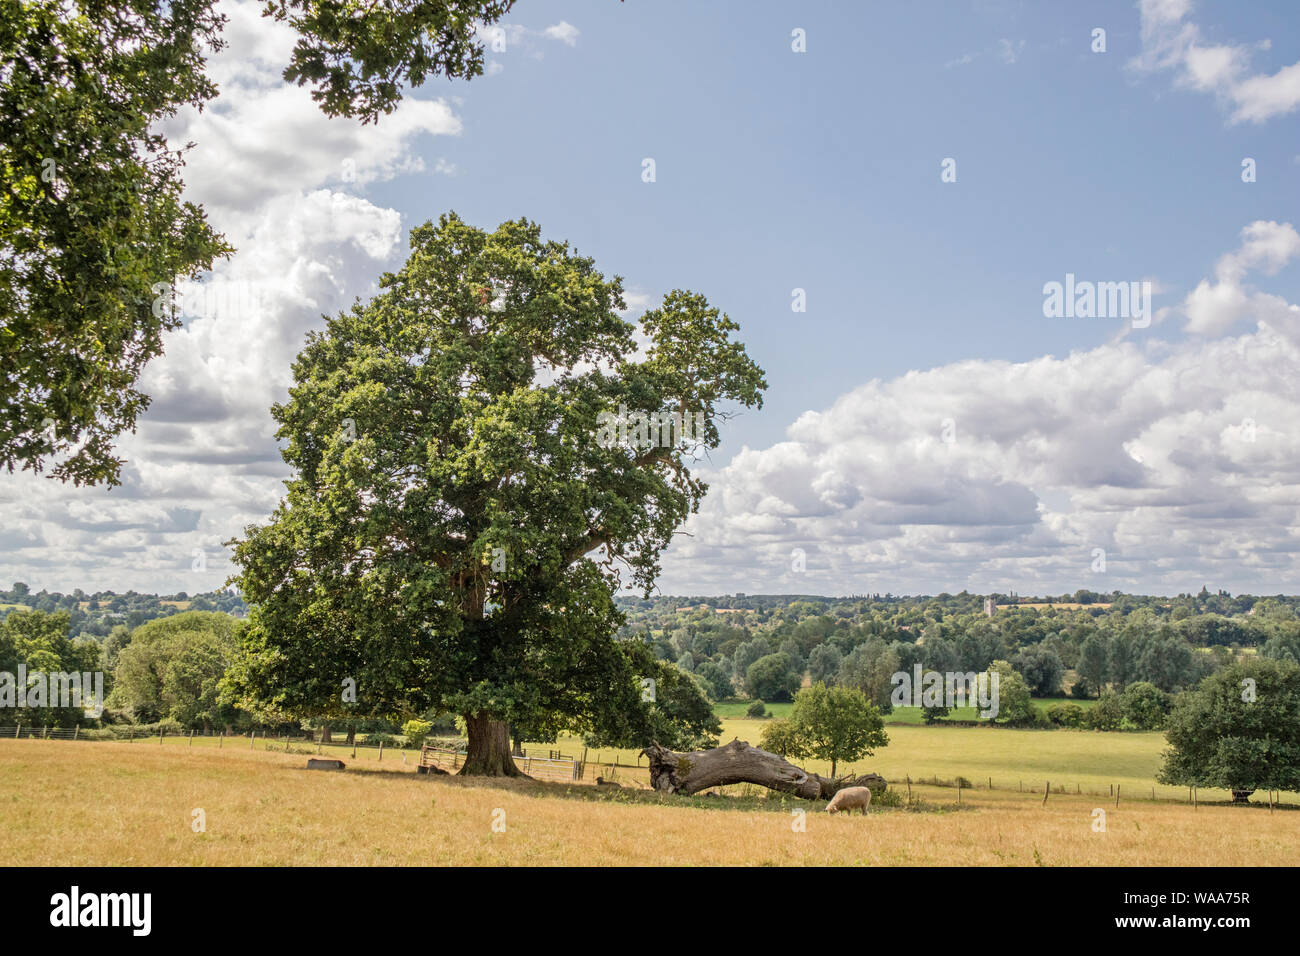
[826,786,873,815]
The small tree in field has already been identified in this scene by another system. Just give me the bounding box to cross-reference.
[987,660,1034,725]
[786,683,888,778]
[759,717,802,758]
[1158,658,1300,802]
[224,213,765,775]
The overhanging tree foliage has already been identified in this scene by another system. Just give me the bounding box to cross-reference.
[1,0,521,483]
[0,0,232,485]
[226,212,766,775]
[266,0,516,123]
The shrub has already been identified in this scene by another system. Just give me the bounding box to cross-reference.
[921,702,949,724]
[746,699,767,718]
[873,787,903,807]
[1087,691,1125,731]
[758,718,800,757]
[401,719,433,750]
[363,732,398,747]
[1046,703,1086,728]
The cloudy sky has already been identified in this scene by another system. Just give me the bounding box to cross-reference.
[5,0,1300,598]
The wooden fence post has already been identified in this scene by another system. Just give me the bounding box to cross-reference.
[987,776,991,790]
[218,733,223,749]
[1193,786,1198,810]
[189,730,194,747]
[251,730,255,749]
[13,725,18,739]
[73,726,79,741]
[906,774,912,805]
[1114,785,1120,808]
[128,728,133,743]
[378,740,384,761]
[1042,781,1050,806]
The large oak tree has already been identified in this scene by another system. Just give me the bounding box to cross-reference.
[225,213,765,774]
[1158,658,1300,802]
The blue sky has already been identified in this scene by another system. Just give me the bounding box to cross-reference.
[5,0,1300,598]
[368,0,1300,455]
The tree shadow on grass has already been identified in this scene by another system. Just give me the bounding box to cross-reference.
[344,769,950,814]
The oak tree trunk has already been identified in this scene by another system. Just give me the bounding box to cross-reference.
[460,714,527,777]
[345,726,356,746]
[643,739,885,800]
[320,725,332,743]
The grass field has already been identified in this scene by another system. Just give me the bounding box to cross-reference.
[712,700,793,719]
[4,739,1296,866]
[580,720,1299,806]
[199,717,1295,808]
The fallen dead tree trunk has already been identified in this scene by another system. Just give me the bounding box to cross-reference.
[642,739,886,800]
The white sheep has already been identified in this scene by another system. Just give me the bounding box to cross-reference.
[825,785,873,815]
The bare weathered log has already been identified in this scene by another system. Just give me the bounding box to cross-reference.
[642,739,886,800]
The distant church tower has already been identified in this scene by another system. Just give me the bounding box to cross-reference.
[984,596,995,617]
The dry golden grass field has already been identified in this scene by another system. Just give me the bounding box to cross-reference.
[5,739,1298,866]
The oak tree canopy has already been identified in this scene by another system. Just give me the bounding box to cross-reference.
[225,213,766,773]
